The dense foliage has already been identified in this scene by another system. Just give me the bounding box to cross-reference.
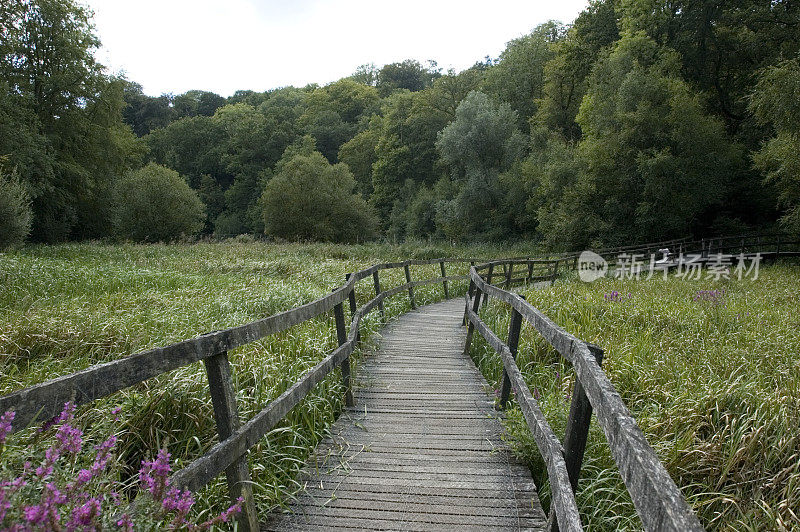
[113,163,205,242]
[0,167,33,250]
[1,0,799,246]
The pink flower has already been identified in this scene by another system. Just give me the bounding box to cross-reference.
[0,410,14,444]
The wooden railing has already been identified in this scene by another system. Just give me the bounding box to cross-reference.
[463,261,704,532]
[0,257,558,530]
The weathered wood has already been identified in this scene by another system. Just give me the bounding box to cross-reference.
[463,288,482,357]
[372,270,385,321]
[548,344,604,532]
[482,263,494,306]
[344,274,360,345]
[527,261,534,281]
[404,263,416,309]
[551,259,560,282]
[505,262,513,289]
[334,301,354,407]
[170,341,353,492]
[468,267,704,532]
[499,295,524,408]
[203,352,259,532]
[465,305,582,531]
[440,260,449,299]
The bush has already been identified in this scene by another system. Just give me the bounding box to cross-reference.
[0,168,33,250]
[113,163,205,242]
[260,151,378,243]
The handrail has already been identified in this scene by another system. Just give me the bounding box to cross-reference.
[464,263,704,531]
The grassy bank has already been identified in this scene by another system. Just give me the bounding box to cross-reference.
[469,263,800,530]
[0,241,523,521]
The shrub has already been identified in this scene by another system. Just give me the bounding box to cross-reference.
[113,163,205,242]
[0,168,33,250]
[260,151,378,243]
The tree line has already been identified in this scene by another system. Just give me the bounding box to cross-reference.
[2,0,799,249]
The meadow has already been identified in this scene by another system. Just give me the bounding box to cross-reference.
[469,263,800,531]
[0,240,527,523]
[2,243,798,530]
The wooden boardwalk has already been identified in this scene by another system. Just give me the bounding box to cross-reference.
[264,299,546,531]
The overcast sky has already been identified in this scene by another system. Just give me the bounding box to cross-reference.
[84,0,589,97]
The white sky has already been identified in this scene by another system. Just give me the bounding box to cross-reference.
[84,0,589,97]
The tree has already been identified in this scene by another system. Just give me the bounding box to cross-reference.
[260,150,378,243]
[750,59,800,234]
[1,0,141,241]
[0,165,33,249]
[113,163,206,242]
[483,22,563,131]
[377,59,441,97]
[435,91,526,240]
[537,32,744,247]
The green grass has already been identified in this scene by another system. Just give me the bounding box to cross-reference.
[469,263,800,531]
[0,240,537,523]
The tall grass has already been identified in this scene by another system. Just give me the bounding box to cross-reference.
[0,241,503,522]
[468,263,800,530]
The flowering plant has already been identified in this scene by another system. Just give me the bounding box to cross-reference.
[0,404,241,531]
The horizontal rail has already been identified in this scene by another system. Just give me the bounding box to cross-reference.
[465,301,582,531]
[467,266,703,531]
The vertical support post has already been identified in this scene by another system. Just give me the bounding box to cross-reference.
[573,254,578,270]
[463,277,475,326]
[527,261,534,282]
[373,270,385,322]
[562,344,604,492]
[333,301,354,407]
[345,274,360,345]
[776,234,781,256]
[499,296,524,408]
[482,263,494,306]
[463,284,483,356]
[204,352,259,532]
[404,263,416,309]
[440,260,449,299]
[551,259,560,283]
[505,262,513,289]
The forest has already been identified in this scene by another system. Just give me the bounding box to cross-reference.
[2,0,800,250]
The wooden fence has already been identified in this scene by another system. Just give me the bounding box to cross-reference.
[463,261,704,531]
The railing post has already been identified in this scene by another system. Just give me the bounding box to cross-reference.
[203,352,259,532]
[463,285,483,356]
[551,259,560,283]
[463,277,475,326]
[345,274,360,345]
[505,262,513,289]
[482,263,494,306]
[562,344,604,492]
[440,260,449,299]
[404,263,416,309]
[776,234,781,255]
[527,261,534,282]
[333,301,354,407]
[373,270,385,322]
[499,296,524,409]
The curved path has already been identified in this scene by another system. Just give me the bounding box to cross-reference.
[264,299,546,531]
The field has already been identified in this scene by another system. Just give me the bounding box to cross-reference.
[470,263,800,530]
[2,243,798,530]
[0,241,526,521]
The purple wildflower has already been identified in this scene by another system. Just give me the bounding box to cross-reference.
[162,486,194,521]
[140,448,172,501]
[0,410,14,444]
[67,497,101,530]
[117,514,133,532]
[55,423,83,455]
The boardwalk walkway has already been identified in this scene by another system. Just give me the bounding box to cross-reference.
[265,299,546,531]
